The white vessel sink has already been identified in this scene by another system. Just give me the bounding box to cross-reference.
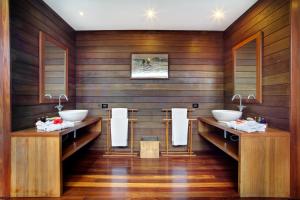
[59,110,88,122]
[212,110,242,122]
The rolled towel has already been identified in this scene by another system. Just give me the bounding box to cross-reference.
[171,108,189,146]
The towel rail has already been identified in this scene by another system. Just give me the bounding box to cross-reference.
[161,109,196,157]
[104,109,138,157]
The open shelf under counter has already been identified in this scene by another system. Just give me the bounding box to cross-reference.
[10,117,102,197]
[199,131,238,161]
[62,131,100,161]
[198,117,290,198]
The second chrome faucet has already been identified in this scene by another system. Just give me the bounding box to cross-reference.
[55,94,69,112]
[232,94,256,112]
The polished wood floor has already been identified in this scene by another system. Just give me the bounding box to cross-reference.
[60,150,240,199]
[9,149,290,199]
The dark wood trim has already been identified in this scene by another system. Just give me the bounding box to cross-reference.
[232,31,263,104]
[39,31,69,104]
[0,0,11,196]
[130,53,169,80]
[290,0,300,197]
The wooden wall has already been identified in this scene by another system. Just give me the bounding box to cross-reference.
[224,0,291,130]
[291,0,300,197]
[76,31,224,151]
[10,0,76,131]
[0,0,11,196]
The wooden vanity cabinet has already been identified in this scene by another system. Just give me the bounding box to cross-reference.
[198,117,290,198]
[10,117,101,197]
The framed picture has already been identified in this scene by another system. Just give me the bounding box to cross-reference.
[131,53,169,79]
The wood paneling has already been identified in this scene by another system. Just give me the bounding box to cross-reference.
[224,0,291,130]
[76,31,224,151]
[0,0,11,196]
[11,136,61,197]
[10,0,76,131]
[10,117,102,197]
[290,0,300,197]
[239,135,290,197]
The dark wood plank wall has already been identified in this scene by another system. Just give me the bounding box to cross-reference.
[10,0,76,131]
[224,0,291,130]
[76,31,224,151]
[291,0,300,197]
[0,0,11,196]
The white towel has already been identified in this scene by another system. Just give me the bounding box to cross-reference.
[112,108,127,119]
[223,120,267,133]
[171,108,189,146]
[36,120,75,132]
[111,108,128,147]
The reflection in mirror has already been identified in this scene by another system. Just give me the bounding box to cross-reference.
[45,40,66,97]
[235,39,256,96]
[39,31,68,103]
[233,32,262,103]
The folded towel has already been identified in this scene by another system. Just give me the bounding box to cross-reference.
[111,108,128,147]
[112,108,127,119]
[36,120,74,132]
[223,120,267,133]
[172,108,189,146]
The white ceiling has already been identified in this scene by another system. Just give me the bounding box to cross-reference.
[43,0,257,31]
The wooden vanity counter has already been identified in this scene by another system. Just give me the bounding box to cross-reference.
[10,117,102,197]
[198,117,290,198]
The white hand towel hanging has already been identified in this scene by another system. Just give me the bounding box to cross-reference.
[111,108,128,147]
[171,108,189,146]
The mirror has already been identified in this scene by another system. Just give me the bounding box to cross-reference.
[39,31,68,103]
[233,32,262,103]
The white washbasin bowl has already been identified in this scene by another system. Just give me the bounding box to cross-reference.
[212,110,242,122]
[59,110,88,122]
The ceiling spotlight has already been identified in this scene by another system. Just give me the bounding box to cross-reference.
[145,8,156,20]
[212,8,225,21]
[79,11,84,16]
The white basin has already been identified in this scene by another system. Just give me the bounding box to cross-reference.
[59,110,88,122]
[212,110,242,122]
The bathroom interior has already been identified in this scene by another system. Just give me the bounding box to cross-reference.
[0,0,300,199]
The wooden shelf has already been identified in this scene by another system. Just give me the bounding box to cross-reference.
[62,131,100,161]
[199,131,239,161]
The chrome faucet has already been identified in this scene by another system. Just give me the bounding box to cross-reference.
[55,94,68,112]
[232,94,246,112]
[45,94,52,99]
[247,94,256,100]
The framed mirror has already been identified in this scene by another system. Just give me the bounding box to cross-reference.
[232,31,262,103]
[39,31,68,103]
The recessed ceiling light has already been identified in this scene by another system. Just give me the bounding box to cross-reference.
[79,11,84,16]
[145,8,156,20]
[212,8,225,21]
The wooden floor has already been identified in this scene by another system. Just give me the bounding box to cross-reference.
[60,150,240,199]
[10,149,290,199]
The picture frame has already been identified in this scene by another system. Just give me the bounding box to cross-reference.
[131,53,169,79]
